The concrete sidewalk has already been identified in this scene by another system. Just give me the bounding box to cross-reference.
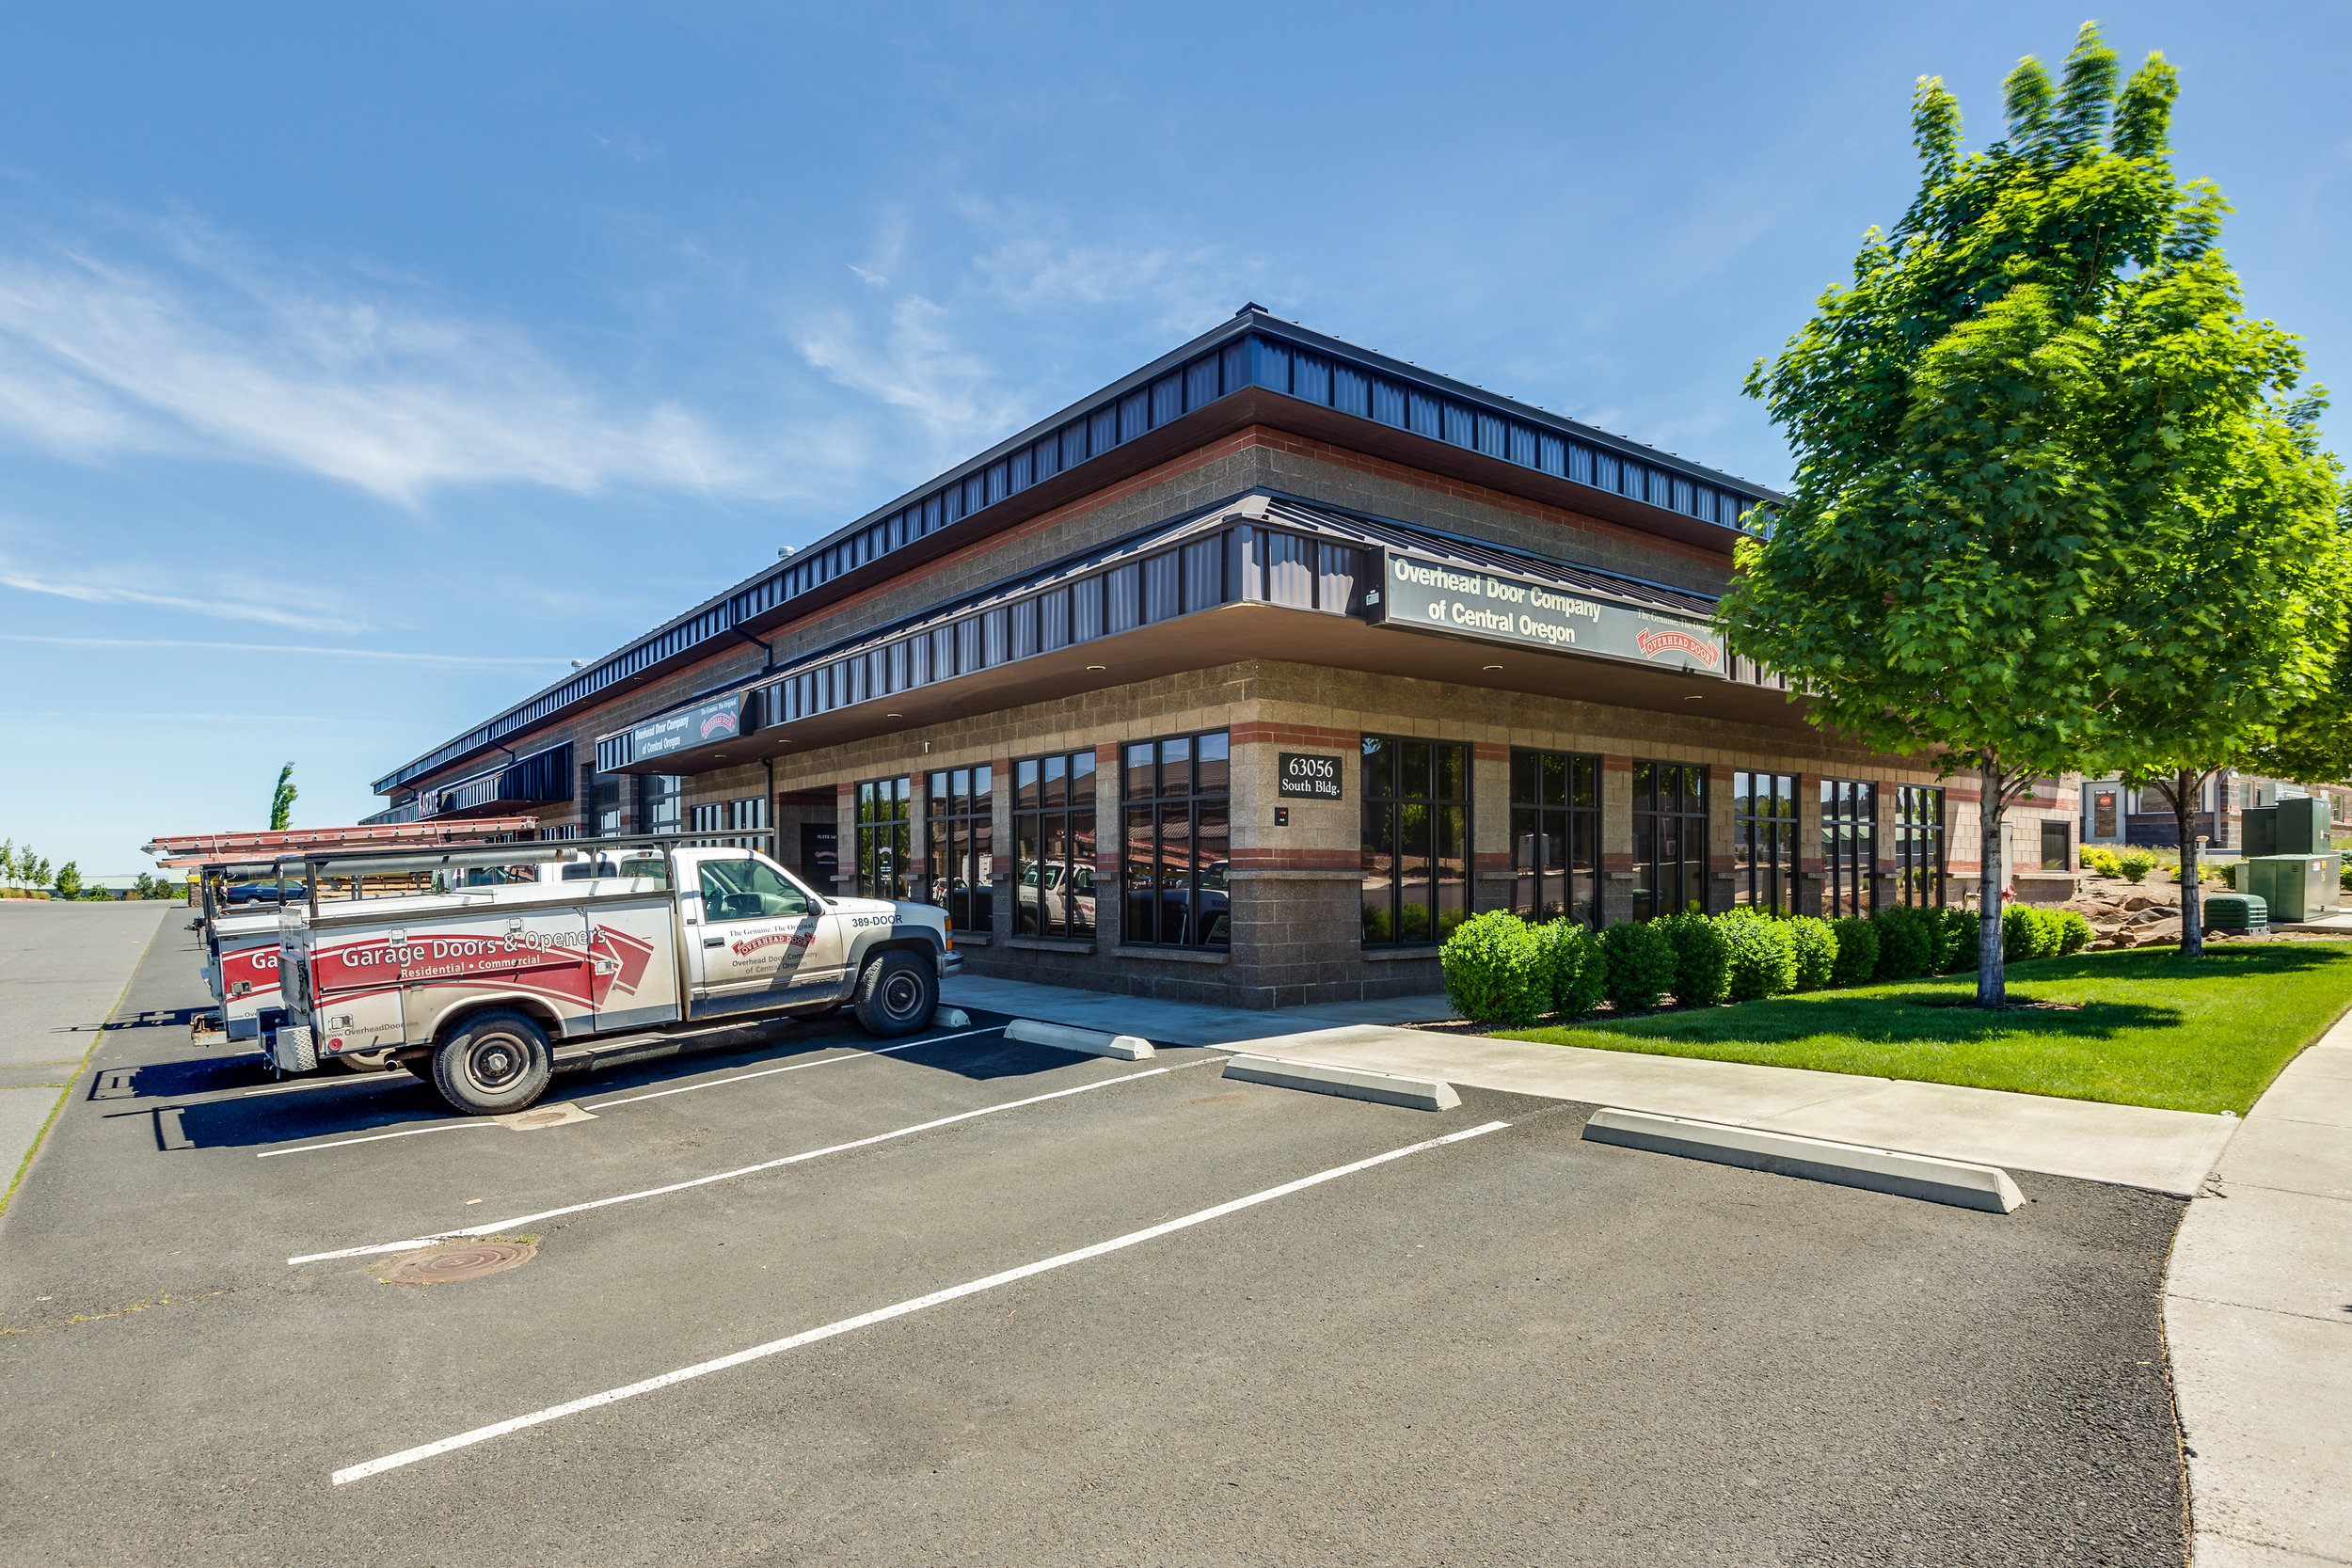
[2166,1010,2352,1566]
[0,901,172,1207]
[945,973,2237,1196]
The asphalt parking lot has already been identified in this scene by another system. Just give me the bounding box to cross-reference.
[0,920,2190,1565]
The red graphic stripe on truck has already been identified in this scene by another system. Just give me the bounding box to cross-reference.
[221,946,281,1000]
[313,923,659,1011]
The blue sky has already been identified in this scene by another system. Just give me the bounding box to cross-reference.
[1,2,2344,876]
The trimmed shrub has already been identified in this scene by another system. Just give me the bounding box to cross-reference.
[1657,910,1730,1008]
[1534,919,1606,1019]
[1599,920,1677,1014]
[2116,848,2157,884]
[1872,904,1935,981]
[1829,915,1879,986]
[2002,904,2066,963]
[1438,911,1546,1026]
[2052,910,2094,956]
[1787,915,1836,990]
[1719,911,1799,1001]
[2081,845,2122,878]
[1934,904,1979,974]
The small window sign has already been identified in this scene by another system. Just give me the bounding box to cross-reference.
[1278,752,1343,800]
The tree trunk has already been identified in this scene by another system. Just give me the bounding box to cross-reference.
[1978,757,2007,1007]
[2176,769,2203,958]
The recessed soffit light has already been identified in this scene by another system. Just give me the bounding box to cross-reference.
[1087,664,1107,672]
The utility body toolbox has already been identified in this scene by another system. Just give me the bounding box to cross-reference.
[275,835,958,1114]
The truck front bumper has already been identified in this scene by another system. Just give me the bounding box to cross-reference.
[941,950,962,977]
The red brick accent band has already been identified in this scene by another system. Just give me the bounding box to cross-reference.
[1231,721,1359,749]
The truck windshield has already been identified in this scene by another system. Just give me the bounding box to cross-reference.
[699,858,809,921]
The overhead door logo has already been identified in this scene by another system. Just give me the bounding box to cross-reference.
[1636,627,1721,668]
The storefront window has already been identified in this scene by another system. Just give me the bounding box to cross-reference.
[1821,779,1875,917]
[593,773,622,836]
[641,775,684,836]
[1509,750,1597,927]
[1733,771,1797,913]
[1894,785,1945,906]
[1123,731,1229,947]
[856,777,911,899]
[1632,761,1708,920]
[688,797,769,850]
[1014,750,1097,940]
[925,766,993,932]
[1362,736,1470,945]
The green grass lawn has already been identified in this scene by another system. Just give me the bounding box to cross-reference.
[1495,942,2352,1115]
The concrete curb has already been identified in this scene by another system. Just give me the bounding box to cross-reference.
[937,1008,973,1029]
[1222,1053,1461,1112]
[1581,1107,2026,1213]
[1004,1018,1154,1060]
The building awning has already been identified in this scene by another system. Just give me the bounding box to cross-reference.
[594,491,1796,777]
[141,819,545,870]
[413,742,574,820]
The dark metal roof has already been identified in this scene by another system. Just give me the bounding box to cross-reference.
[592,488,1727,770]
[375,309,1776,797]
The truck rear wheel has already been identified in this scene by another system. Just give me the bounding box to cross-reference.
[852,951,937,1038]
[431,1009,552,1115]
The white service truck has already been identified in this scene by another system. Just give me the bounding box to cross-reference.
[274,837,959,1114]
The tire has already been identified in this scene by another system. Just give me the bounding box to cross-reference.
[852,951,938,1038]
[430,1009,553,1115]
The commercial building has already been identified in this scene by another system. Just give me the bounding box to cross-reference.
[362,308,2080,1007]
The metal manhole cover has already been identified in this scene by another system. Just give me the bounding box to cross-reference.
[376,1241,536,1286]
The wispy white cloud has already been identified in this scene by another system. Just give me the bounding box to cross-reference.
[791,294,1031,462]
[0,558,350,631]
[0,632,568,667]
[0,226,757,504]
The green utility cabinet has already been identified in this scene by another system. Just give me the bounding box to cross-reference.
[2240,854,2341,924]
[2204,893,2268,933]
[2241,796,2334,858]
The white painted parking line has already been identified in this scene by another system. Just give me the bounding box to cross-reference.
[257,1123,493,1159]
[580,1026,1005,1110]
[288,1057,1212,1264]
[331,1117,1510,1483]
[250,1025,1008,1161]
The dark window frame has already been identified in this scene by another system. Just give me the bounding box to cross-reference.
[1508,749,1599,927]
[1632,761,1709,921]
[1121,730,1230,948]
[923,766,993,933]
[1894,785,1946,907]
[1014,749,1099,941]
[1733,770,1798,914]
[855,776,912,900]
[1820,779,1877,918]
[1361,736,1472,947]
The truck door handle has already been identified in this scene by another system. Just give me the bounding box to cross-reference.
[703,935,724,948]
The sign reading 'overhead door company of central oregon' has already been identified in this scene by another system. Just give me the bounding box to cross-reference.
[631,693,747,764]
[1370,550,1724,675]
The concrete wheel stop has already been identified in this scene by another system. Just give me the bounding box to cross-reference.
[1581,1107,2025,1212]
[1004,1018,1154,1060]
[1222,1053,1461,1112]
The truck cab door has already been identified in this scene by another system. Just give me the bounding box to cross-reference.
[685,853,844,1017]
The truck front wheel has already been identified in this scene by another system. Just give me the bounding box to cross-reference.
[432,1010,552,1115]
[852,952,938,1038]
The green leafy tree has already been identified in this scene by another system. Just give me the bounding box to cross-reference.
[31,855,51,891]
[1722,24,2322,1004]
[0,839,15,884]
[269,762,297,832]
[54,861,82,899]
